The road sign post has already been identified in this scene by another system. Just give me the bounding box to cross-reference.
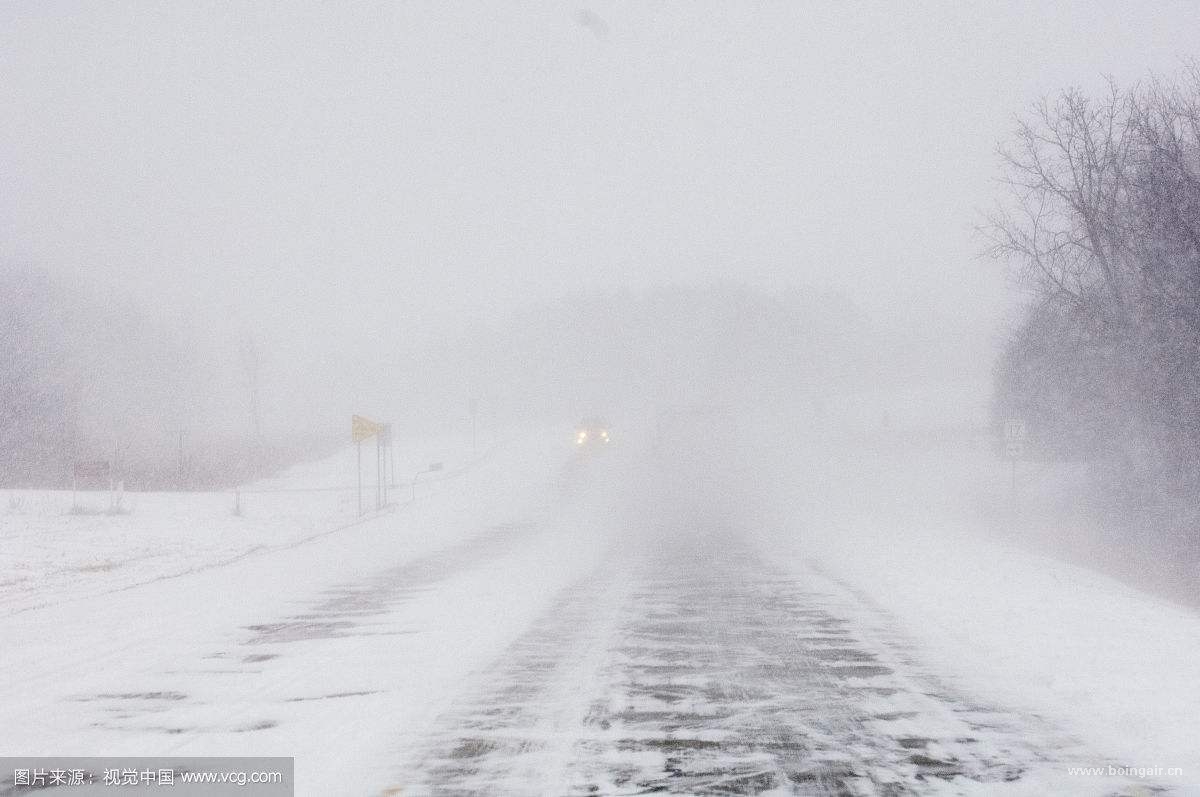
[468,397,479,458]
[352,414,386,516]
[385,424,396,489]
[1003,419,1027,498]
[376,431,383,510]
[379,424,393,504]
[72,460,111,513]
[412,462,443,502]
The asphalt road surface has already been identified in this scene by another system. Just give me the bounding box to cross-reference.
[399,521,1078,795]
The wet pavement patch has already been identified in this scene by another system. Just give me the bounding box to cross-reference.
[447,737,503,759]
[285,690,380,702]
[805,647,878,662]
[634,737,725,752]
[243,620,355,643]
[896,736,932,749]
[872,711,918,721]
[79,691,187,702]
[825,664,893,678]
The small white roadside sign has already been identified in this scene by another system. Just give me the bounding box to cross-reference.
[1004,419,1026,459]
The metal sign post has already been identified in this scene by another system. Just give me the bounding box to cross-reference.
[385,424,396,489]
[352,414,386,516]
[412,462,444,502]
[1003,419,1027,498]
[72,460,111,513]
[468,397,479,458]
[177,428,186,490]
[379,424,393,505]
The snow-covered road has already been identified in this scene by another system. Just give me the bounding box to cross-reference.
[2,429,1194,795]
[402,526,1088,795]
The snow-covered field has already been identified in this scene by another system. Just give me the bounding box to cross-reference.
[0,429,517,615]
[2,422,1197,795]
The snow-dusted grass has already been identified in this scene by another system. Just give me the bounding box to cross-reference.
[0,427,528,616]
[743,429,1200,794]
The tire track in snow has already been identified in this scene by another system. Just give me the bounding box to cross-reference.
[241,519,544,645]
[397,551,633,795]
[74,519,550,737]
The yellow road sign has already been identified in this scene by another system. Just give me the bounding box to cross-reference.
[352,414,384,442]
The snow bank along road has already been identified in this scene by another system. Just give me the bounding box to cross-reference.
[1,429,1192,795]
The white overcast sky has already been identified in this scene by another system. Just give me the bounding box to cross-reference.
[3,1,1200,381]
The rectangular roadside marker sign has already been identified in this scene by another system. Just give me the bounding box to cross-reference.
[352,414,383,442]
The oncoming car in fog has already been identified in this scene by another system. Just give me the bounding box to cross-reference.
[575,418,610,448]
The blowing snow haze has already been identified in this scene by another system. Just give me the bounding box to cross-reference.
[4,4,1200,796]
[4,3,1197,436]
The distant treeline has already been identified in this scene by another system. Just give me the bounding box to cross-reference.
[0,266,335,490]
[990,69,1200,554]
[419,283,885,427]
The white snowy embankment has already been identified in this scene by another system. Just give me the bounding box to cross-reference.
[745,429,1200,795]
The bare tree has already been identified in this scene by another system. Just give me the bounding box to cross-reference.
[989,69,1200,553]
[986,79,1141,332]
